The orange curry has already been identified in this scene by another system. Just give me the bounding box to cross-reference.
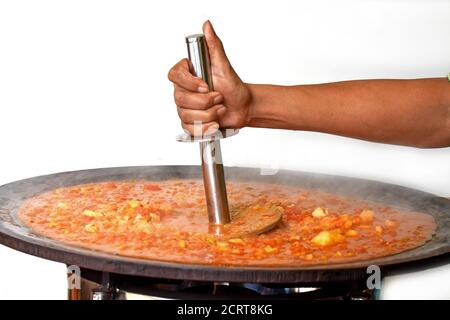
[18,180,436,267]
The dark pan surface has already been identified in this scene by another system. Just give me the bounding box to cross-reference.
[0,166,449,283]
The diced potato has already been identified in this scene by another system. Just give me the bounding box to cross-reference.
[312,207,328,218]
[228,238,245,245]
[57,202,68,209]
[216,241,229,251]
[205,235,216,245]
[375,226,383,234]
[84,223,97,233]
[311,230,345,246]
[360,210,374,224]
[178,240,186,249]
[48,221,57,228]
[305,254,313,260]
[134,220,151,234]
[311,231,332,246]
[128,200,140,208]
[82,210,103,217]
[264,245,277,253]
[149,213,161,223]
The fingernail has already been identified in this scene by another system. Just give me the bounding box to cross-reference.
[217,106,226,116]
[207,20,216,36]
[198,85,209,93]
[213,95,223,104]
[204,20,216,41]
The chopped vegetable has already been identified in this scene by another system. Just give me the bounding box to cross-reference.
[264,245,277,253]
[57,202,68,209]
[360,210,374,224]
[375,226,383,234]
[312,207,328,218]
[82,210,103,217]
[17,180,436,267]
[228,238,245,245]
[312,230,345,246]
[84,223,97,233]
[128,200,140,208]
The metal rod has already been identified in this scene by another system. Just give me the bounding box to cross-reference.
[186,34,230,225]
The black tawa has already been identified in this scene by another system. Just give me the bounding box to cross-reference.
[0,166,449,284]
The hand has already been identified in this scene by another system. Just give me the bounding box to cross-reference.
[168,20,252,135]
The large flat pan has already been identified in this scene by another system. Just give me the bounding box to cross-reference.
[0,166,449,284]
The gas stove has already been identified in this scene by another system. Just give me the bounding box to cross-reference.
[69,267,378,300]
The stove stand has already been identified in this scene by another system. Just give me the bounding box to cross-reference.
[67,267,377,300]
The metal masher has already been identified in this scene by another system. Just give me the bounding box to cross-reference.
[176,33,282,238]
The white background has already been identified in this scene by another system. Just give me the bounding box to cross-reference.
[0,0,449,299]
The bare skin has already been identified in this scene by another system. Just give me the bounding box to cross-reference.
[168,21,450,148]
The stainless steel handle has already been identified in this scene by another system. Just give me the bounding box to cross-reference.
[185,34,231,225]
[186,34,213,90]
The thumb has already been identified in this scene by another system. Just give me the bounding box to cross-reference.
[202,20,230,71]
